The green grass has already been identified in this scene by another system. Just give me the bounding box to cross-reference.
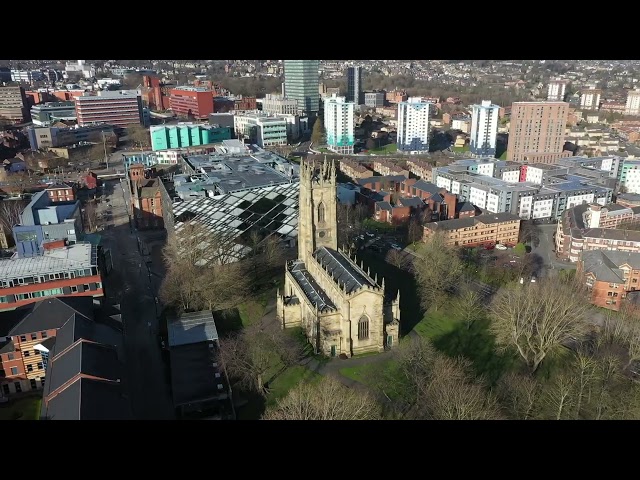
[452,145,470,153]
[413,309,459,339]
[368,143,398,154]
[412,309,516,385]
[266,366,321,406]
[499,151,507,160]
[0,396,42,420]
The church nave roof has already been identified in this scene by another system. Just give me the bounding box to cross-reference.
[313,247,377,294]
[289,261,336,312]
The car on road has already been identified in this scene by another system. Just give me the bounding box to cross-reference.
[108,204,113,208]
[365,232,375,237]
[390,243,402,251]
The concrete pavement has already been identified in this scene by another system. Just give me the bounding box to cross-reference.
[99,179,174,419]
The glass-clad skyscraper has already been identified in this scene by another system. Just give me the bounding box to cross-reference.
[283,60,320,116]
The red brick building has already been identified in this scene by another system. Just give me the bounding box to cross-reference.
[234,96,257,111]
[578,250,640,311]
[0,296,94,396]
[169,87,214,120]
[0,242,104,313]
[46,183,75,202]
[128,164,164,229]
[142,75,168,111]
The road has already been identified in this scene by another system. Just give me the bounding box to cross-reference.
[531,224,576,274]
[98,179,174,419]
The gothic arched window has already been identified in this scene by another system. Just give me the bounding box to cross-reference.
[358,315,369,340]
[317,202,325,223]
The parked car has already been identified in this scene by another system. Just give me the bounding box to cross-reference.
[390,243,403,251]
[495,244,508,251]
[366,232,375,237]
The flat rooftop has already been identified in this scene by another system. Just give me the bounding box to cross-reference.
[168,310,218,348]
[0,243,97,280]
[183,153,293,193]
[170,342,228,406]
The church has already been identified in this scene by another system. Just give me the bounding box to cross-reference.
[276,157,400,357]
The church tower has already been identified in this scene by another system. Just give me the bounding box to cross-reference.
[298,157,338,264]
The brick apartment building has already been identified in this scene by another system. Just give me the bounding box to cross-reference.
[556,203,640,262]
[0,242,104,312]
[506,101,572,163]
[169,87,215,120]
[578,250,640,311]
[386,89,407,104]
[45,183,75,203]
[372,159,409,177]
[338,158,372,179]
[128,164,164,229]
[423,212,521,248]
[406,158,433,182]
[0,296,94,396]
[234,96,257,111]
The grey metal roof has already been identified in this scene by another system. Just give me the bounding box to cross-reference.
[169,341,229,407]
[45,340,121,395]
[456,201,475,213]
[289,261,336,311]
[580,250,640,284]
[167,310,218,347]
[398,196,424,208]
[53,309,122,355]
[412,180,442,195]
[429,193,444,203]
[313,247,377,294]
[7,297,94,336]
[42,377,131,420]
[376,201,393,212]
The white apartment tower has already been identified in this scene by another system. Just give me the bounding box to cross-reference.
[580,87,601,110]
[547,79,568,102]
[625,89,640,116]
[470,100,499,157]
[397,99,430,153]
[324,94,355,155]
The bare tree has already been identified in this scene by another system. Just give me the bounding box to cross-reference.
[262,376,382,420]
[544,373,577,420]
[495,372,541,420]
[572,349,598,419]
[392,336,501,420]
[86,143,107,169]
[413,231,464,311]
[386,249,410,270]
[424,356,503,420]
[82,200,98,233]
[592,354,622,420]
[519,220,541,248]
[453,282,485,330]
[160,220,249,312]
[126,124,151,150]
[407,217,423,244]
[218,324,279,395]
[0,199,25,234]
[489,277,589,374]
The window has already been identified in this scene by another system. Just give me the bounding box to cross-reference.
[10,367,18,375]
[317,202,325,223]
[27,365,33,372]
[24,350,30,357]
[37,362,43,370]
[31,333,37,340]
[20,335,26,342]
[358,315,370,340]
[41,331,47,338]
[7,353,14,361]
